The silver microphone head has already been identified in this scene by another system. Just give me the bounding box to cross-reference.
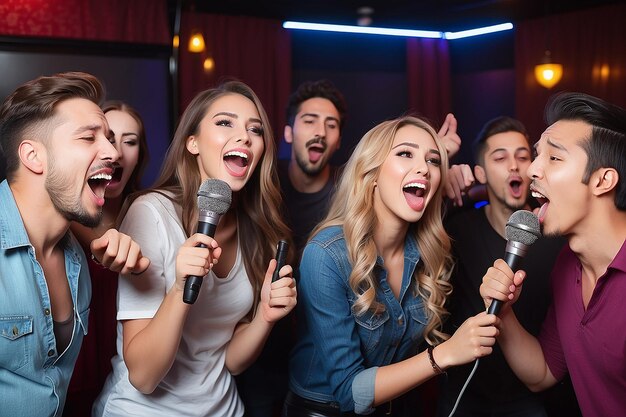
[197,179,232,215]
[505,210,541,246]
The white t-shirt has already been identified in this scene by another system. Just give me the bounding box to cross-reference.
[93,192,253,417]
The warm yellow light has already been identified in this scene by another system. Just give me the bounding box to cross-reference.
[188,32,205,53]
[534,63,563,89]
[203,57,215,72]
[600,64,610,80]
[172,35,179,48]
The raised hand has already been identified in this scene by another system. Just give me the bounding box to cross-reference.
[438,113,461,159]
[258,259,297,323]
[479,259,526,313]
[445,164,475,206]
[174,233,221,292]
[90,228,150,275]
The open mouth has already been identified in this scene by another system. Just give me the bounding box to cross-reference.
[403,182,426,196]
[509,178,523,197]
[88,172,112,201]
[307,144,326,163]
[110,167,123,184]
[402,182,427,211]
[531,189,549,223]
[224,150,249,176]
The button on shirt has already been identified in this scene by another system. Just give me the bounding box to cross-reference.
[288,226,428,414]
[0,180,91,417]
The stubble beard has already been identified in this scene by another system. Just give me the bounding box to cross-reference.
[46,155,102,228]
[295,150,326,177]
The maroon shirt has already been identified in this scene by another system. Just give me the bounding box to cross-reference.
[539,239,626,417]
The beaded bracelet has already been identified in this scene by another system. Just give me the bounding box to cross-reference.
[427,345,445,375]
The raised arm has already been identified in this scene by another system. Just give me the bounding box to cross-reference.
[438,113,461,159]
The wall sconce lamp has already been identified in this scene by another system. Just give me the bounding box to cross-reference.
[188,32,206,53]
[535,50,563,89]
[203,57,215,72]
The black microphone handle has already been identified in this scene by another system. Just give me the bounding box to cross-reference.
[272,240,289,282]
[487,251,524,315]
[183,221,218,304]
[197,221,217,237]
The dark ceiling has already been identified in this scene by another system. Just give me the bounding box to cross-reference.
[172,0,621,32]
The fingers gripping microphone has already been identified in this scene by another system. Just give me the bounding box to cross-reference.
[183,179,232,304]
[487,210,541,315]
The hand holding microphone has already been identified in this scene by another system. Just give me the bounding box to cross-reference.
[257,240,297,323]
[483,210,541,315]
[272,240,289,283]
[183,179,232,304]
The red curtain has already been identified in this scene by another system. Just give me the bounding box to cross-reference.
[515,3,626,141]
[406,37,451,126]
[178,12,291,139]
[0,0,169,44]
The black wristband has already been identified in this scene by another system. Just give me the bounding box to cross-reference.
[427,345,445,375]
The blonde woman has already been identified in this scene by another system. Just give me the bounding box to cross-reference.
[284,116,498,416]
[94,81,296,417]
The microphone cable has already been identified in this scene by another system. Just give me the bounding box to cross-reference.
[446,358,480,417]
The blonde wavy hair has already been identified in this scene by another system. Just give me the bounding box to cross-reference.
[123,80,290,312]
[310,115,453,345]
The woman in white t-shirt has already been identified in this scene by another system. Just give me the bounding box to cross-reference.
[93,81,297,417]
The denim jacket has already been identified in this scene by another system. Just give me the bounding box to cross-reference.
[0,180,90,417]
[288,226,428,414]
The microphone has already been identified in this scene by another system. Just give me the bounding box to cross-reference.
[272,240,289,282]
[183,179,232,304]
[487,210,541,315]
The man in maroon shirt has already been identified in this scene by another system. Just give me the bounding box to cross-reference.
[480,92,626,417]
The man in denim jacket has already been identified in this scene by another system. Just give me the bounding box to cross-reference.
[0,72,149,417]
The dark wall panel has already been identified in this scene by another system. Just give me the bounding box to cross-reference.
[0,47,171,187]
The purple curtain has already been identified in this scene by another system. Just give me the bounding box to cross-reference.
[407,37,451,125]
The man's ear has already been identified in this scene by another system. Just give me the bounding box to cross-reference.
[186,136,199,155]
[591,167,619,197]
[474,164,487,185]
[18,140,44,174]
[284,125,293,144]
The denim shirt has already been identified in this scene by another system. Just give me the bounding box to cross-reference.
[288,226,428,414]
[0,180,90,417]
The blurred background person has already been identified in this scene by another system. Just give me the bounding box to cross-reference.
[480,92,626,417]
[236,79,347,417]
[437,116,579,417]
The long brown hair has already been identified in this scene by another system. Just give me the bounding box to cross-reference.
[124,80,290,311]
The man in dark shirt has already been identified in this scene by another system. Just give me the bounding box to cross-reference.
[437,116,580,417]
[278,79,347,253]
[236,79,347,417]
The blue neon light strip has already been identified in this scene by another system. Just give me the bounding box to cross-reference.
[282,21,442,38]
[444,23,514,39]
[282,21,513,40]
